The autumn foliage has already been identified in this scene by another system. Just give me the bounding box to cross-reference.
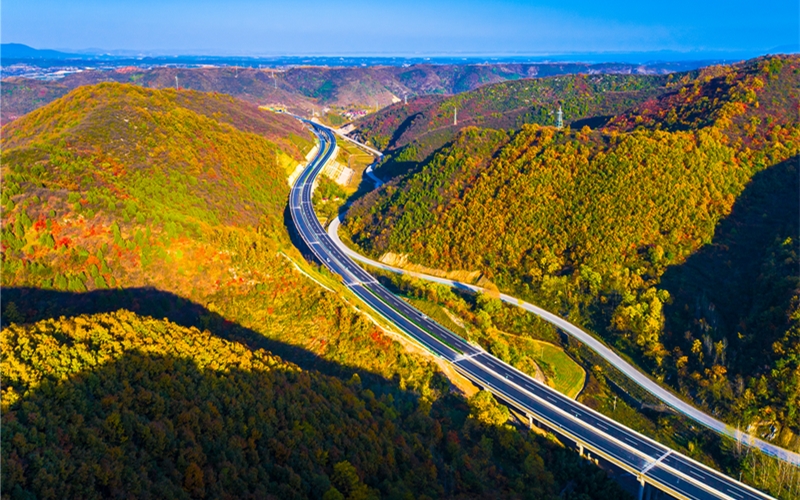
[344,55,800,441]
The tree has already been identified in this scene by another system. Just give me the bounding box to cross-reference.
[183,462,206,498]
[468,390,509,427]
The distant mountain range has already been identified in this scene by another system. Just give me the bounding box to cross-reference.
[2,42,798,128]
[0,60,711,124]
[3,42,797,67]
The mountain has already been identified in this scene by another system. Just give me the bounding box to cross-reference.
[1,43,84,59]
[0,81,409,384]
[342,55,800,448]
[0,83,627,499]
[0,68,319,124]
[348,73,671,180]
[0,78,73,124]
[605,55,798,140]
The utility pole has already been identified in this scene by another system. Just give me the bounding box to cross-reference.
[556,105,563,129]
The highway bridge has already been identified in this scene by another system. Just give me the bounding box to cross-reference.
[288,120,775,500]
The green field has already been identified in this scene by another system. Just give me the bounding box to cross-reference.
[527,339,586,399]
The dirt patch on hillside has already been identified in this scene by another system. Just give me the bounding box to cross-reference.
[379,252,482,283]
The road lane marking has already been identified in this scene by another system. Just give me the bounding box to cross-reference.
[454,351,483,362]
[726,488,745,499]
[641,451,671,475]
[688,470,707,480]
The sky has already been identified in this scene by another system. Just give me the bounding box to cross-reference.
[2,0,798,56]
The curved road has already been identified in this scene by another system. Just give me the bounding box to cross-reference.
[290,119,779,499]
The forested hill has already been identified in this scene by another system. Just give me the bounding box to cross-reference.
[343,55,800,446]
[606,55,796,139]
[348,73,670,180]
[0,83,627,498]
[2,310,627,499]
[1,83,309,233]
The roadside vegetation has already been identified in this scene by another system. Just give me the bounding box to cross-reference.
[391,275,586,399]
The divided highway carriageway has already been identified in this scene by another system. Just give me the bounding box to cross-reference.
[288,119,775,500]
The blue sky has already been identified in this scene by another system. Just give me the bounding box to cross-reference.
[3,0,798,55]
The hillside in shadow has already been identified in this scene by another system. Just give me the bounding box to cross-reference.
[2,287,401,388]
[660,156,799,421]
[1,299,627,500]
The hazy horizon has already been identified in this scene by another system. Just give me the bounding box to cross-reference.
[3,0,798,57]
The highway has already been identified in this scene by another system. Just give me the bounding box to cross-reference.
[289,120,776,500]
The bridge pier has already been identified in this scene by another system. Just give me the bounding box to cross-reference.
[635,476,659,500]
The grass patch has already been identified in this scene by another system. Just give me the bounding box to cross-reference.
[335,137,377,193]
[528,339,586,398]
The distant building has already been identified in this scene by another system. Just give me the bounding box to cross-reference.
[342,109,368,120]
